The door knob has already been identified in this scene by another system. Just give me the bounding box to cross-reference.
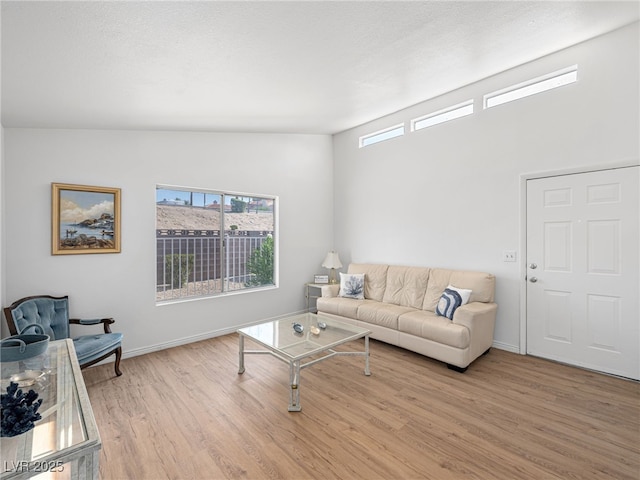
[529,277,538,283]
[529,263,537,269]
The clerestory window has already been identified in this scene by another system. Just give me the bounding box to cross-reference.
[359,124,405,148]
[484,65,578,109]
[156,185,277,303]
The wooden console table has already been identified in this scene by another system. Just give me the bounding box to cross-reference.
[1,339,101,479]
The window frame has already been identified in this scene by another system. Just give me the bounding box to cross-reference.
[156,184,278,304]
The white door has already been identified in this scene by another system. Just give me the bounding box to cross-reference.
[526,166,639,380]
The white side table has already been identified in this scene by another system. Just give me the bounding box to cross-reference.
[1,339,101,479]
[305,283,327,312]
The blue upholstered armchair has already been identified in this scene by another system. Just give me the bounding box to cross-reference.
[4,295,123,376]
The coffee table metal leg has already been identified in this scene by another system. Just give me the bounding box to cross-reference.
[364,334,371,376]
[288,359,302,412]
[238,334,245,374]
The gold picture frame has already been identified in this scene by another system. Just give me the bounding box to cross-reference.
[52,183,121,255]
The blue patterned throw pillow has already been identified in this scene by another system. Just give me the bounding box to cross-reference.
[339,273,365,299]
[436,288,463,320]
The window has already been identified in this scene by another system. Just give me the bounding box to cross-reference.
[484,65,578,109]
[359,123,405,148]
[411,100,474,131]
[156,186,277,303]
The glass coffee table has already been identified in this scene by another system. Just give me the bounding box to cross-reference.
[237,313,371,412]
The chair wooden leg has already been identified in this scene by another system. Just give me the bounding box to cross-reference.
[114,346,123,376]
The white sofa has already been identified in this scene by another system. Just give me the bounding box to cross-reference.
[316,263,497,372]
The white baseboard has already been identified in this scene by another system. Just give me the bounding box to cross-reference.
[122,326,237,359]
[491,340,520,354]
[120,309,309,360]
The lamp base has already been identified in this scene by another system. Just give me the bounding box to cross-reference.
[329,269,339,284]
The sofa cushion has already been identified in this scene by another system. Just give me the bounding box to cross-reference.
[382,266,430,309]
[357,302,415,330]
[423,269,496,311]
[316,296,370,319]
[450,271,495,303]
[339,272,365,299]
[423,269,454,311]
[398,310,470,349]
[347,264,389,301]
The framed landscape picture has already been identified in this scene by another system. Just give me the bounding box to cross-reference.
[52,183,121,255]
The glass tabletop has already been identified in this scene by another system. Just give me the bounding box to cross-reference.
[238,312,371,360]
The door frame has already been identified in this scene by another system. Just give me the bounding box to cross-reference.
[518,159,639,355]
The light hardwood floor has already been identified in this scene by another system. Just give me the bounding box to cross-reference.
[83,334,639,480]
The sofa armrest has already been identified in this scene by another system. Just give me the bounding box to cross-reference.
[320,284,340,298]
[452,302,498,357]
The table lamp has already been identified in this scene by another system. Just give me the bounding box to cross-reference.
[322,251,343,284]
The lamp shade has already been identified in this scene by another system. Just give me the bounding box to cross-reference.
[322,251,343,269]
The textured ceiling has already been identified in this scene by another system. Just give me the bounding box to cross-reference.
[1,1,639,134]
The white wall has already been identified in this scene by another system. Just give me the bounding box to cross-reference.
[3,129,334,356]
[332,23,640,352]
